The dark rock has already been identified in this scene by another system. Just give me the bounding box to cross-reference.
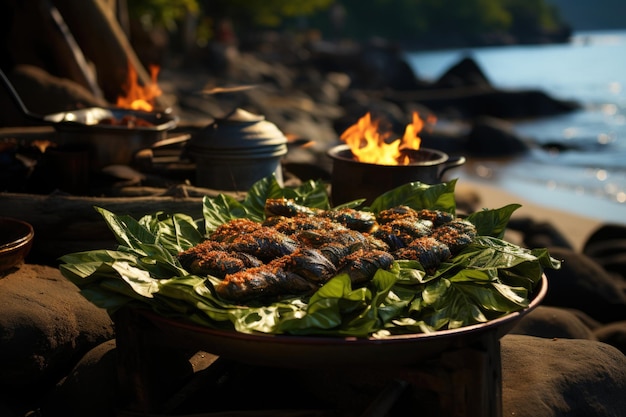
[541,246,626,323]
[583,223,626,280]
[562,307,603,330]
[308,37,423,91]
[510,305,597,340]
[507,217,575,250]
[41,340,119,417]
[0,264,114,389]
[466,116,531,156]
[594,321,626,355]
[501,334,626,417]
[434,56,492,89]
[382,86,579,120]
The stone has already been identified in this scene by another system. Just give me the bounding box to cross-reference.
[0,264,115,388]
[435,56,492,89]
[41,340,119,417]
[541,246,626,323]
[466,115,531,156]
[594,321,626,355]
[501,334,626,417]
[510,305,597,340]
[583,223,626,280]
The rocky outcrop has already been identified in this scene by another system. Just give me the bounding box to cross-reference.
[1,217,625,416]
[501,335,626,417]
[0,264,114,416]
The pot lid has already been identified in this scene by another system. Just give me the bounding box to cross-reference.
[188,108,288,151]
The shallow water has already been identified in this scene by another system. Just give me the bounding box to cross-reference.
[406,30,626,225]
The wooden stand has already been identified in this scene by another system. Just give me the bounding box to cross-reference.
[113,308,503,417]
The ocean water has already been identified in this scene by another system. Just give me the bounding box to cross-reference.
[405,30,626,225]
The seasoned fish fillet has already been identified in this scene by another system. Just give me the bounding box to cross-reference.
[393,236,452,271]
[178,241,262,278]
[215,255,319,302]
[178,199,477,304]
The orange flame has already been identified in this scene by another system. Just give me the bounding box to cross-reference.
[116,63,162,111]
[340,112,435,165]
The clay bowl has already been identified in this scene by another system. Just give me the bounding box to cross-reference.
[0,217,34,273]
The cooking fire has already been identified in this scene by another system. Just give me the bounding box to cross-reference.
[116,63,162,112]
[340,111,436,166]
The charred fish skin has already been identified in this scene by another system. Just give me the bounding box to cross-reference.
[178,247,263,278]
[264,215,347,236]
[265,198,321,218]
[393,236,452,272]
[415,209,455,227]
[295,228,369,249]
[210,218,265,242]
[322,208,377,233]
[430,219,477,255]
[178,239,263,278]
[215,256,319,302]
[285,248,338,283]
[336,249,395,285]
[377,205,419,224]
[222,226,299,262]
[372,218,433,251]
[376,206,453,227]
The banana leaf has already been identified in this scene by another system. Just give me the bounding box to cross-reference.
[59,174,560,337]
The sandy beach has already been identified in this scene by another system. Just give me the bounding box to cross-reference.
[455,178,603,252]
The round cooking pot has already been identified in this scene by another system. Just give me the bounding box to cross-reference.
[327,144,466,206]
[185,108,288,191]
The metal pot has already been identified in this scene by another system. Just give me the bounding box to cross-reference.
[52,109,181,170]
[185,108,288,191]
[1,68,181,170]
[327,144,466,206]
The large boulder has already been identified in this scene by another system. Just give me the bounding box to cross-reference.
[541,246,626,323]
[40,340,119,417]
[0,264,114,413]
[434,56,492,89]
[583,223,626,280]
[466,116,531,156]
[501,334,626,417]
[510,305,597,340]
[594,321,626,355]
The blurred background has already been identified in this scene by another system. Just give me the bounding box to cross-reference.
[1,0,624,223]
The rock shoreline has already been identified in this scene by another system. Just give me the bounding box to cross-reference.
[2,36,626,416]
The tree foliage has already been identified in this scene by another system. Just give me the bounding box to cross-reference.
[126,0,568,46]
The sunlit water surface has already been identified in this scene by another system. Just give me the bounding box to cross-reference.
[406,30,626,224]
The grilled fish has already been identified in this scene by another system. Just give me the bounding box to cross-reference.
[215,257,319,302]
[393,236,452,271]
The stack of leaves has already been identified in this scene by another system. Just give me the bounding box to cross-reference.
[59,177,560,337]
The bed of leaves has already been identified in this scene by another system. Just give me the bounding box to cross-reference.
[59,176,560,338]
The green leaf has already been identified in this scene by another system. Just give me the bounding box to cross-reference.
[95,207,157,255]
[466,204,521,238]
[368,180,457,214]
[141,212,204,252]
[202,194,250,234]
[57,175,562,338]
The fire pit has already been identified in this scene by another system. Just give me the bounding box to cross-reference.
[328,144,465,205]
[328,112,465,205]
